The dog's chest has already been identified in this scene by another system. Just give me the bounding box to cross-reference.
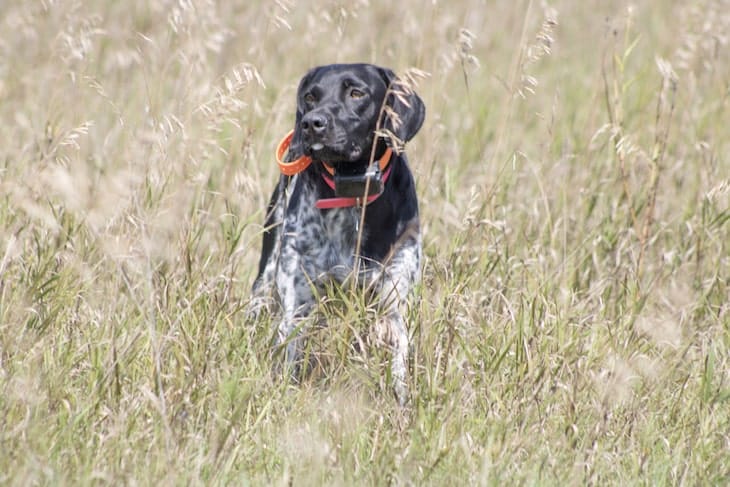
[283,176,365,280]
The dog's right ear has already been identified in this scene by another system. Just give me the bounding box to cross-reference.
[285,68,319,162]
[286,108,305,162]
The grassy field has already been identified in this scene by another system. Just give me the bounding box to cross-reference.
[1,0,728,484]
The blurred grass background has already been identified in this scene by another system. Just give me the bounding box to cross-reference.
[0,0,728,484]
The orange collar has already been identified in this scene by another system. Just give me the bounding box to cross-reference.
[276,129,392,176]
[276,130,313,175]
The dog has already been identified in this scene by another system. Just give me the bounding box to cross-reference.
[251,63,425,404]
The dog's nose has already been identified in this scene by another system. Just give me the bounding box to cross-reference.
[301,112,328,136]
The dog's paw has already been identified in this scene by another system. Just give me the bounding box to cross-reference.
[245,295,274,321]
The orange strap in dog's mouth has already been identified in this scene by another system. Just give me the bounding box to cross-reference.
[276,130,318,175]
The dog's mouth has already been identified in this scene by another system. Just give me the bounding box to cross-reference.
[305,140,364,163]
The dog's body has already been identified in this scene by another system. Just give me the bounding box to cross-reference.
[251,64,425,404]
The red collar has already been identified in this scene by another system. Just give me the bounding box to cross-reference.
[315,163,393,209]
[275,130,394,209]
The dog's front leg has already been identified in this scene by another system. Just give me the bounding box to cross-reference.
[275,233,315,377]
[374,232,422,406]
[375,310,410,405]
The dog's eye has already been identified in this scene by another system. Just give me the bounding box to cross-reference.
[349,89,365,99]
[303,93,316,104]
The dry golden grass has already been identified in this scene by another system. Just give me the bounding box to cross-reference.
[1,0,728,484]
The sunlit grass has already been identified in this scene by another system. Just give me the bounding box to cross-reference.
[0,0,728,484]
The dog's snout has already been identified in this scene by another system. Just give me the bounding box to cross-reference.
[301,112,329,136]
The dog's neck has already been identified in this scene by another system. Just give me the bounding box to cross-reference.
[313,147,394,210]
[318,144,393,176]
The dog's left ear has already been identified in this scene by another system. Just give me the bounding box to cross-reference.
[377,67,426,151]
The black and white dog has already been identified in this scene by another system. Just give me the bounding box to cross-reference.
[251,63,425,404]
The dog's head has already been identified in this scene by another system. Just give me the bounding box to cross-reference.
[286,63,425,165]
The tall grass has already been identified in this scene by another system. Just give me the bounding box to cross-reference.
[1,0,728,484]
